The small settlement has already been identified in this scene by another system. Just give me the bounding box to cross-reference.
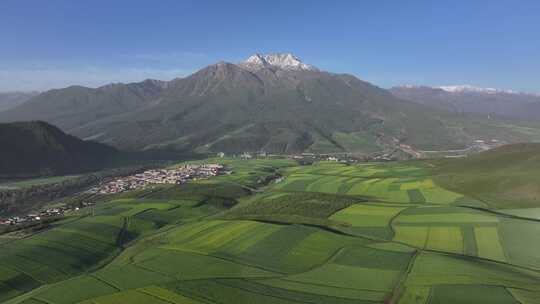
[87,164,227,194]
[1,164,226,226]
[0,206,79,225]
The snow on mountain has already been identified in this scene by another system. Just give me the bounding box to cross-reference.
[437,85,519,95]
[394,84,535,95]
[390,84,540,120]
[239,53,318,71]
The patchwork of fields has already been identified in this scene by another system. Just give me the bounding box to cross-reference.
[1,159,540,303]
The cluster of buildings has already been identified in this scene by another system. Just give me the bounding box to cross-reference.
[217,152,269,160]
[472,139,503,150]
[289,153,361,163]
[1,207,68,226]
[1,165,226,226]
[0,203,97,226]
[87,164,226,194]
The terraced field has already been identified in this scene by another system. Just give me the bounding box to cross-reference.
[1,158,540,303]
[274,163,468,206]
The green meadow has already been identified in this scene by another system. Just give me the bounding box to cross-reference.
[0,175,81,190]
[2,157,540,303]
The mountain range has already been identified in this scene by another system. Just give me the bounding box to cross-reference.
[0,91,40,112]
[390,85,540,120]
[0,121,117,177]
[1,54,540,155]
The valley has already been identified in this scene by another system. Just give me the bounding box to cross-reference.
[0,0,540,304]
[1,146,540,303]
[1,54,540,304]
[3,2,540,302]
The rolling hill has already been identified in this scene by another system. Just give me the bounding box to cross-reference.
[2,54,540,154]
[0,121,118,177]
[2,157,540,303]
[432,143,540,208]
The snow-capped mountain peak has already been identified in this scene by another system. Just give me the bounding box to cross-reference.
[437,85,518,95]
[244,53,266,65]
[240,53,317,71]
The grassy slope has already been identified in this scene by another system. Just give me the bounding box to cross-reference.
[2,157,540,304]
[0,158,295,303]
[0,175,81,190]
[431,143,540,209]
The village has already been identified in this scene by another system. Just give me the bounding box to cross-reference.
[0,201,95,226]
[0,164,227,226]
[86,163,227,194]
[2,207,64,225]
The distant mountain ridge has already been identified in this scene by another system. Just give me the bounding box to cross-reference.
[0,80,167,131]
[2,54,540,155]
[0,121,117,177]
[0,91,39,112]
[436,85,522,95]
[391,85,540,120]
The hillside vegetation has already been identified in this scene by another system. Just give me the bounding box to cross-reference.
[0,121,117,177]
[432,143,540,208]
[1,157,540,303]
[2,55,540,154]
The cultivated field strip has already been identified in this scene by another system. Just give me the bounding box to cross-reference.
[1,159,540,303]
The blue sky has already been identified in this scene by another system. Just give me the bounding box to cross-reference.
[1,0,539,92]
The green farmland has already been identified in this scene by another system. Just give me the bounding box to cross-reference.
[2,156,540,303]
